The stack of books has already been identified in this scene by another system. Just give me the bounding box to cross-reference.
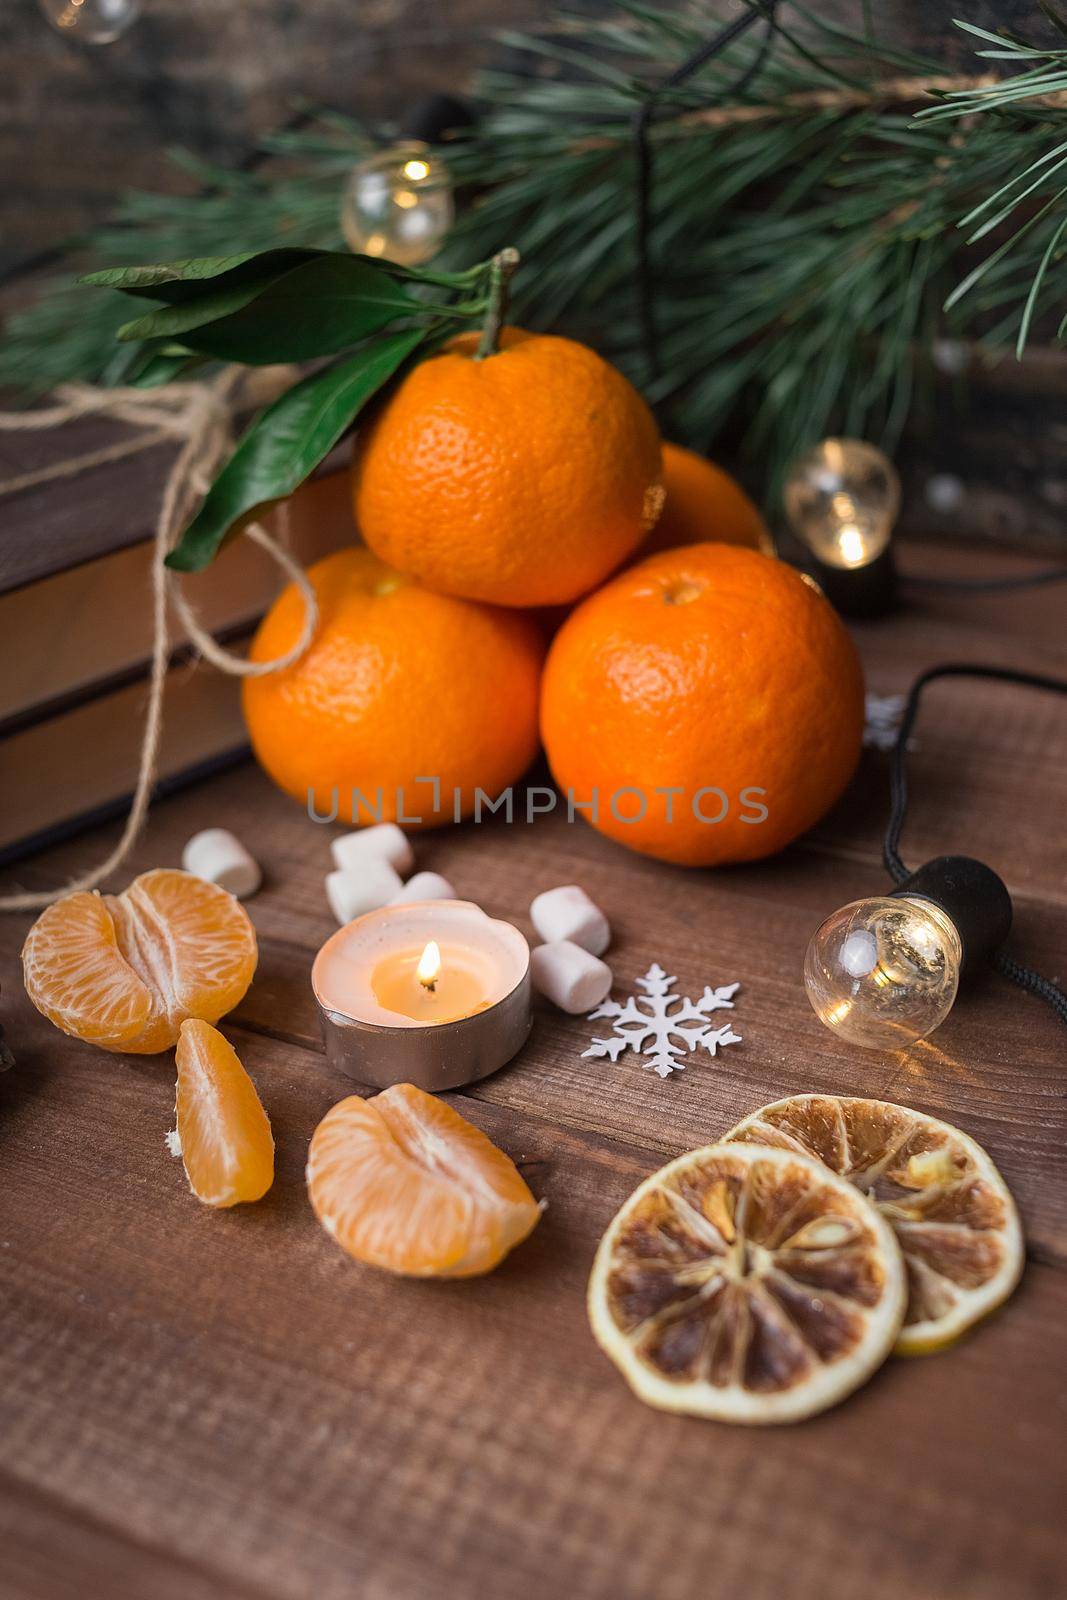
[0,440,354,865]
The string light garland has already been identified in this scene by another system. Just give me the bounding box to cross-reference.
[805,664,1067,1048]
[340,142,454,267]
[782,438,900,618]
[38,0,139,44]
[618,0,1067,609]
[780,435,1067,613]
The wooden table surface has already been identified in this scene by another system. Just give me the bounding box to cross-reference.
[1,542,1065,1600]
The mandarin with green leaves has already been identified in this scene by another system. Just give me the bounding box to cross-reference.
[353,328,664,607]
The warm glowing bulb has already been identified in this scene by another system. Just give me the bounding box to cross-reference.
[837,527,867,567]
[783,438,900,571]
[804,895,962,1049]
[417,940,442,990]
[38,0,140,40]
[340,142,454,267]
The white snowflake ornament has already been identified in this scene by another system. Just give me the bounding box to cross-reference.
[582,963,741,1080]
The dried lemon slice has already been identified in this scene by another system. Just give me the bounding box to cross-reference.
[588,1143,905,1423]
[723,1096,1023,1354]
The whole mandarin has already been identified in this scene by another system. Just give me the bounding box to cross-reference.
[353,328,664,607]
[643,443,771,557]
[243,547,544,826]
[540,543,864,866]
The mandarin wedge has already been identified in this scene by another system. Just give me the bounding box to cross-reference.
[173,1021,274,1207]
[307,1084,542,1278]
[588,1142,906,1424]
[723,1095,1023,1353]
[22,868,257,1053]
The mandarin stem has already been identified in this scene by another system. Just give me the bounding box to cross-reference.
[475,248,520,360]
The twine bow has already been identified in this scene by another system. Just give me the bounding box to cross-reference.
[0,370,319,911]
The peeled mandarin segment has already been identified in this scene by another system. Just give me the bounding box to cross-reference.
[588,1142,906,1424]
[174,1020,274,1208]
[722,1095,1024,1354]
[22,891,153,1050]
[22,869,257,1055]
[109,869,257,1026]
[306,1083,541,1279]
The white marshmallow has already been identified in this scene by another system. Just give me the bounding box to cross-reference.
[181,828,261,900]
[326,860,403,925]
[530,940,612,1014]
[331,823,415,878]
[389,871,458,904]
[530,884,610,956]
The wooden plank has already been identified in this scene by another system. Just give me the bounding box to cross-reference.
[0,430,352,596]
[0,423,176,590]
[19,801,1062,1262]
[1,536,1065,1597]
[0,1012,1064,1600]
[0,1470,257,1600]
[4,567,1064,1256]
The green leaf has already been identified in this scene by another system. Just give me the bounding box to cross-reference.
[83,247,484,304]
[116,263,301,341]
[165,326,428,573]
[81,251,316,294]
[158,256,420,365]
[130,349,203,387]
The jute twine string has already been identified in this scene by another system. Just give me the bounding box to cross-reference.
[0,370,319,912]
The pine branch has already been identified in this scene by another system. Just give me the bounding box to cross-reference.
[4,4,1067,501]
[918,22,1067,354]
[576,73,999,141]
[435,4,1067,489]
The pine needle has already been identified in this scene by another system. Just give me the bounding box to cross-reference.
[4,7,1067,496]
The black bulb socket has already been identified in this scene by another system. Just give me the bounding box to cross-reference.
[810,545,898,619]
[890,855,1012,976]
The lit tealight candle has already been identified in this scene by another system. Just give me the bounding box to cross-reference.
[312,901,531,1091]
[371,936,495,1023]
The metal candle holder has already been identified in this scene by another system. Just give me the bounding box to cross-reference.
[311,900,532,1093]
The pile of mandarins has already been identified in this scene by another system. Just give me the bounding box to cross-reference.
[244,325,865,869]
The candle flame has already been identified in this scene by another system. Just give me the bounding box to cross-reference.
[417,940,441,990]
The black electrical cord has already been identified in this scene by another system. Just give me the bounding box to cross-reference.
[633,1,780,381]
[883,662,1067,1027]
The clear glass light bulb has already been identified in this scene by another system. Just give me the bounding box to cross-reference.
[340,142,454,267]
[804,895,962,1049]
[38,0,140,43]
[783,438,900,571]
